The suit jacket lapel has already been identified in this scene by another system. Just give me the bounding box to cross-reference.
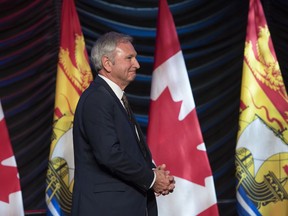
[93,75,127,115]
[93,75,152,161]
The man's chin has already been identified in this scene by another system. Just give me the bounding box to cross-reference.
[129,73,137,81]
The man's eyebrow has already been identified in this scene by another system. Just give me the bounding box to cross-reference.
[126,53,137,58]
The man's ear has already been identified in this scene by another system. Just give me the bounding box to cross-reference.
[102,56,111,72]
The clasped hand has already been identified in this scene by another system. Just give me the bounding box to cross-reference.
[152,164,175,196]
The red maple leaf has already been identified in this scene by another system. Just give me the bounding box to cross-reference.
[0,120,21,203]
[148,88,212,186]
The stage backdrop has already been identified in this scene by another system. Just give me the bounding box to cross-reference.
[1,0,288,215]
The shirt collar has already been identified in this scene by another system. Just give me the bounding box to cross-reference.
[98,74,124,101]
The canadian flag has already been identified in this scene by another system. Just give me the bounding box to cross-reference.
[147,0,219,215]
[0,100,24,216]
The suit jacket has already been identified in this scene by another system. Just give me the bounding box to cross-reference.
[71,75,157,216]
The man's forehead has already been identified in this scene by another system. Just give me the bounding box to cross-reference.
[115,43,137,56]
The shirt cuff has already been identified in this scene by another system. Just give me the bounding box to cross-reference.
[149,170,156,189]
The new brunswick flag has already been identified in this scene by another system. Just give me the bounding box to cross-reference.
[45,0,93,215]
[236,0,288,215]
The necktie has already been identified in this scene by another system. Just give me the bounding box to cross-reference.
[121,93,147,157]
[121,93,133,122]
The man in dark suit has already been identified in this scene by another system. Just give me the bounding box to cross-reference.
[71,31,175,216]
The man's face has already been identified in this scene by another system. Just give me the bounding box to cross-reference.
[109,42,140,90]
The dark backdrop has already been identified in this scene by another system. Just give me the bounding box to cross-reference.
[1,0,288,215]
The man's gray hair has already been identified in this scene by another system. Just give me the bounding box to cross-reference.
[91,31,133,72]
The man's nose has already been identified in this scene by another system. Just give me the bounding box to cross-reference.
[134,58,140,69]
